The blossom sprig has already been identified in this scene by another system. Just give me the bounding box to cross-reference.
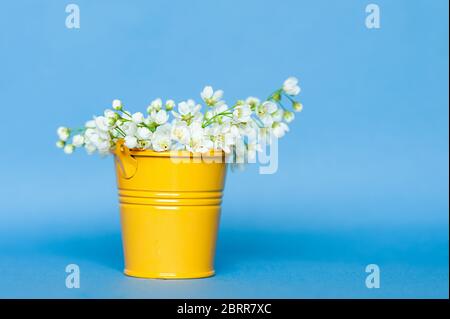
[56,77,304,158]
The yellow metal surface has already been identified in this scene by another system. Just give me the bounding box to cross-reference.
[114,140,227,279]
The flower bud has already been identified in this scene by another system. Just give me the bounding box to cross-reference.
[112,99,123,110]
[165,100,175,111]
[72,134,85,147]
[132,112,144,124]
[245,97,260,110]
[64,144,75,154]
[57,126,70,141]
[56,140,65,148]
[293,102,303,112]
[283,111,295,123]
[147,98,162,113]
[124,136,138,149]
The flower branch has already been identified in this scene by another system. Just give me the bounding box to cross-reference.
[56,77,304,158]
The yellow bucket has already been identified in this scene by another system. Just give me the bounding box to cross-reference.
[113,140,227,279]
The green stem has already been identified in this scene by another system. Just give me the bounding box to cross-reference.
[202,104,238,128]
[70,127,86,133]
[252,116,264,128]
[202,112,231,128]
[115,127,126,137]
[282,91,296,103]
[277,100,288,111]
[120,110,132,118]
[139,122,156,132]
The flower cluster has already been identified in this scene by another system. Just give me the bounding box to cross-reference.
[56,77,303,158]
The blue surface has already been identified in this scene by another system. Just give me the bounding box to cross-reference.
[0,0,448,298]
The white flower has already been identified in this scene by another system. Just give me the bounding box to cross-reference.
[246,141,262,161]
[152,135,171,152]
[272,122,289,138]
[171,121,191,145]
[257,101,278,116]
[185,121,212,153]
[201,86,224,106]
[207,123,237,153]
[260,116,273,128]
[120,121,137,136]
[283,111,295,123]
[56,140,65,148]
[192,137,213,153]
[104,109,115,119]
[271,109,284,122]
[138,139,152,149]
[151,109,169,125]
[233,104,252,123]
[104,109,118,126]
[165,100,175,111]
[87,133,110,152]
[189,121,204,138]
[57,127,70,141]
[282,77,301,96]
[85,120,96,128]
[147,98,162,113]
[245,97,260,109]
[132,112,144,124]
[97,142,111,155]
[152,124,172,152]
[136,127,152,140]
[112,99,122,110]
[72,134,85,147]
[237,120,258,138]
[57,78,301,155]
[124,136,138,149]
[95,116,110,132]
[257,101,278,127]
[155,123,172,135]
[173,100,202,123]
[85,143,96,155]
[64,144,75,154]
[84,128,103,143]
[179,100,201,115]
[84,128,97,141]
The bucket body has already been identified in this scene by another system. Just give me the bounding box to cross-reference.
[114,141,227,279]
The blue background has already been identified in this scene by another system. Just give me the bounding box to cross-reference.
[0,0,448,298]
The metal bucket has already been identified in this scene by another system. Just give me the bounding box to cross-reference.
[114,140,227,279]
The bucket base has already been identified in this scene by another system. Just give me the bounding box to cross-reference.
[124,269,215,280]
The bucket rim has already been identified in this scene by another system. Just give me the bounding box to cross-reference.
[121,149,227,158]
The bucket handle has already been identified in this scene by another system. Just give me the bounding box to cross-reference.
[114,139,138,179]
